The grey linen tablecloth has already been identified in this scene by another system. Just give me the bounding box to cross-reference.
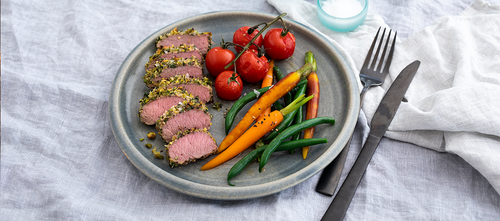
[2,0,500,220]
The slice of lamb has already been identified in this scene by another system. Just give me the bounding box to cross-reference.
[143,57,203,88]
[145,44,203,71]
[156,98,212,142]
[156,28,212,55]
[156,75,213,103]
[166,128,218,166]
[138,87,195,125]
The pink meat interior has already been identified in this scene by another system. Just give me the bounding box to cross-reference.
[140,96,185,125]
[157,34,210,54]
[168,131,217,164]
[150,66,203,88]
[160,109,211,142]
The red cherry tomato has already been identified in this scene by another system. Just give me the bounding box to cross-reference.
[215,70,244,101]
[235,49,269,83]
[205,46,236,77]
[233,26,263,53]
[263,28,296,60]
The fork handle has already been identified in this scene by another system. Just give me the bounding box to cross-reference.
[315,84,368,196]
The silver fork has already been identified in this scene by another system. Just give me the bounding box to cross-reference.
[316,27,397,196]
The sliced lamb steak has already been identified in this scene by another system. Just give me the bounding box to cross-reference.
[155,75,213,103]
[145,44,203,71]
[139,87,195,125]
[143,57,203,88]
[156,28,212,55]
[156,98,212,142]
[165,128,218,166]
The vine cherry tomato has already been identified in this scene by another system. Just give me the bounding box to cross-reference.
[205,46,236,77]
[263,28,296,60]
[215,71,244,101]
[233,26,263,53]
[236,49,269,83]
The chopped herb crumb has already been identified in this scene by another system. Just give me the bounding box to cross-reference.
[147,132,156,139]
[212,102,222,111]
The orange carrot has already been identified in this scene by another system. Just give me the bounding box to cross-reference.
[216,61,314,154]
[302,72,320,159]
[201,94,314,170]
[257,60,274,122]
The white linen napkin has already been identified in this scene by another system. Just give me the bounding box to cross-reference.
[267,0,500,194]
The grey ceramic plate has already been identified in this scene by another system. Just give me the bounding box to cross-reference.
[109,11,359,200]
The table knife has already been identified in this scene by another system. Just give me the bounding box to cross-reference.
[321,60,421,221]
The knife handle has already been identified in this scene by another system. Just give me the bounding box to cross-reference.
[321,135,381,221]
[315,135,353,195]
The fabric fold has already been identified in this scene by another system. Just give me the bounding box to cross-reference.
[267,0,500,194]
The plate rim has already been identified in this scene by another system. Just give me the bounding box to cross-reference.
[109,10,360,200]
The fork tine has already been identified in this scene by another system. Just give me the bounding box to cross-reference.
[375,29,392,72]
[361,27,381,70]
[382,31,397,75]
[370,28,387,70]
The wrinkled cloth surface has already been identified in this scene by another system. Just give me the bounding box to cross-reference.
[1,0,500,220]
[269,0,500,197]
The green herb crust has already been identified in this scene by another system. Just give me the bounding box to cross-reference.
[138,87,195,113]
[142,57,202,86]
[155,75,213,102]
[158,74,212,88]
[155,27,212,45]
[155,97,212,133]
[145,44,201,69]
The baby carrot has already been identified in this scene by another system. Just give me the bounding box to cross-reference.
[257,60,274,122]
[303,51,320,159]
[216,60,314,153]
[302,71,320,159]
[201,94,314,171]
[224,80,307,135]
[264,82,306,142]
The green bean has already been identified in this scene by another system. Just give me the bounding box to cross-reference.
[227,138,328,186]
[259,117,335,172]
[273,100,284,110]
[273,65,285,81]
[288,109,303,154]
[263,83,307,142]
[289,84,307,154]
[225,86,271,135]
[273,66,292,105]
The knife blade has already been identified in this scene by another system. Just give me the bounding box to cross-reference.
[321,60,421,221]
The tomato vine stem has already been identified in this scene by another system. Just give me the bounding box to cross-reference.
[224,13,287,69]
